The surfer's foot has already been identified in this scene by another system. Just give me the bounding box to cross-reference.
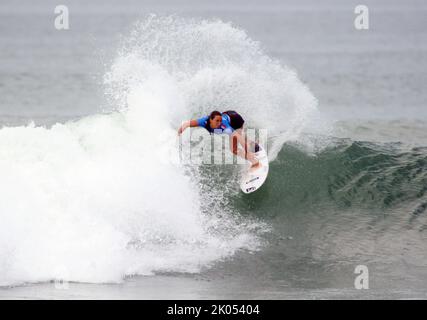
[249,161,261,171]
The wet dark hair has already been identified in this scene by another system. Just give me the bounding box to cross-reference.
[223,110,244,129]
[209,111,222,120]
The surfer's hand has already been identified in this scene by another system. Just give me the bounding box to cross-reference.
[250,160,260,168]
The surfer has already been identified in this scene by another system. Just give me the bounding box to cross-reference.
[178,110,261,170]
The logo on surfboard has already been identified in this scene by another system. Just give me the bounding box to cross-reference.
[246,176,260,184]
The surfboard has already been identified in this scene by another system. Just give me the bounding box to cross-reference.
[240,144,269,194]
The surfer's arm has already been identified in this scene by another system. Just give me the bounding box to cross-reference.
[177,120,199,135]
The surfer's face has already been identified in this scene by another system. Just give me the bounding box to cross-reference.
[209,115,222,129]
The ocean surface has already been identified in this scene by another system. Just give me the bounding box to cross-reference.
[0,0,426,299]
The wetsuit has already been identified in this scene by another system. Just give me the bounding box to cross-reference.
[196,110,245,135]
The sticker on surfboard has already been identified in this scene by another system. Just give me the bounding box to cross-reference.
[240,144,269,194]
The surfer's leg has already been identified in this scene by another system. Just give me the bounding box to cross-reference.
[229,132,260,167]
[239,132,262,169]
[234,128,259,153]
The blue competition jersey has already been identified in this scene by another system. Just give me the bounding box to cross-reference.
[196,114,234,135]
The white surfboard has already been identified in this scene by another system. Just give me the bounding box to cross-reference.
[240,144,269,194]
